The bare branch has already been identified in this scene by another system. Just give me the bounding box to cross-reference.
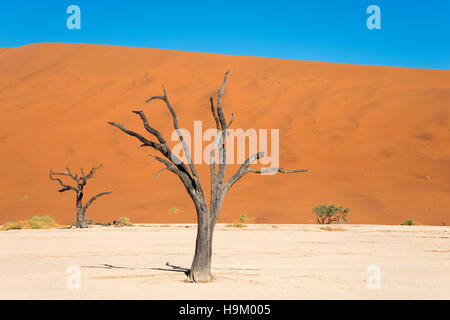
[145,86,203,193]
[132,110,168,145]
[248,168,308,174]
[108,121,154,146]
[78,165,102,185]
[65,167,81,184]
[83,191,112,210]
[209,129,223,193]
[80,168,86,182]
[49,169,78,192]
[216,71,231,183]
[85,164,103,180]
[210,97,221,130]
[224,152,307,192]
[153,167,169,180]
[145,95,166,103]
[216,70,230,130]
[227,113,235,129]
[224,152,264,191]
[148,154,196,198]
[108,119,193,181]
[131,110,193,180]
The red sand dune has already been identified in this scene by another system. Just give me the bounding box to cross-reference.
[0,43,449,225]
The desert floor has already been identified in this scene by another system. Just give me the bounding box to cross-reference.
[0,224,448,299]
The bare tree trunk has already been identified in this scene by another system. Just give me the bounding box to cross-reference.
[189,202,212,282]
[75,191,86,228]
[75,206,86,228]
[189,195,224,282]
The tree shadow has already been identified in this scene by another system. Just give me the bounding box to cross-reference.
[81,262,190,275]
[81,262,261,275]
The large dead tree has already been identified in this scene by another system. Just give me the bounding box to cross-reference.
[108,71,307,282]
[49,165,112,228]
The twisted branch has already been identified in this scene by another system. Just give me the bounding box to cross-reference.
[224,152,308,193]
[83,191,112,210]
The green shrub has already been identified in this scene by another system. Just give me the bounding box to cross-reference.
[400,219,417,226]
[118,217,132,226]
[40,215,54,223]
[30,221,43,229]
[240,214,247,223]
[313,204,349,224]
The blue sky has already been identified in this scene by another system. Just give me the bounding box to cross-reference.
[0,0,449,69]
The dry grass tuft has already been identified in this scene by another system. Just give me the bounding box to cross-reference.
[225,223,247,228]
[400,219,422,226]
[320,226,347,232]
[117,217,133,226]
[1,216,63,231]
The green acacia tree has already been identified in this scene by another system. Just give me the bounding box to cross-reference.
[313,205,349,224]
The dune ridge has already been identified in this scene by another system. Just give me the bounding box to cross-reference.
[0,43,449,225]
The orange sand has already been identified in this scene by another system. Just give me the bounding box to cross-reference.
[0,43,449,225]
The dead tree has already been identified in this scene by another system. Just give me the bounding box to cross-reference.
[49,165,112,228]
[108,71,307,282]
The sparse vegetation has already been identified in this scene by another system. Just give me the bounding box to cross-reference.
[400,219,419,226]
[85,217,94,226]
[40,215,54,223]
[313,204,349,224]
[1,216,62,231]
[30,221,43,229]
[320,226,347,231]
[2,222,22,230]
[225,214,250,228]
[225,223,247,228]
[118,217,132,226]
[96,217,133,227]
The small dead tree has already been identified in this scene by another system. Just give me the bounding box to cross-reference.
[108,71,307,281]
[49,165,112,228]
